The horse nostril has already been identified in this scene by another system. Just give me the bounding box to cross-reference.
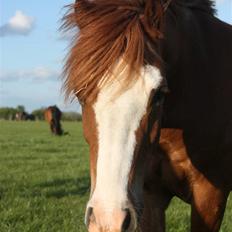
[85,207,93,227]
[122,209,131,231]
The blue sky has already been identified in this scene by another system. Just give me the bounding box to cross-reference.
[0,0,232,112]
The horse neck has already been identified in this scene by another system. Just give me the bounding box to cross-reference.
[163,6,232,80]
[161,7,232,131]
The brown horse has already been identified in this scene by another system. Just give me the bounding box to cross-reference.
[44,106,63,135]
[62,0,232,231]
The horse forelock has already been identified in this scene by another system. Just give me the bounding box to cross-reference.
[62,0,164,103]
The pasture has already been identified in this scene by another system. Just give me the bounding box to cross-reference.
[0,121,231,232]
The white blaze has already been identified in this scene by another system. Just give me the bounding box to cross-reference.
[89,64,163,211]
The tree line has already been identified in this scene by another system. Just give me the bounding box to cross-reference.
[0,105,82,121]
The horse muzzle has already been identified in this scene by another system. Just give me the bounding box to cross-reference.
[85,205,138,232]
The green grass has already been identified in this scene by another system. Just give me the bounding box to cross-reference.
[0,121,231,232]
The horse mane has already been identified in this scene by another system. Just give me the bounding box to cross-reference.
[62,0,164,103]
[62,0,215,103]
[177,0,215,15]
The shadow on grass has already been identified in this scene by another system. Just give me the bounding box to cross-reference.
[22,177,90,199]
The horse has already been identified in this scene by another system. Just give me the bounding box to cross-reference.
[15,112,27,121]
[15,112,35,121]
[26,114,35,121]
[62,0,232,231]
[44,106,63,135]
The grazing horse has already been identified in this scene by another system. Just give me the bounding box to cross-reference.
[26,114,35,121]
[62,0,232,231]
[44,106,63,135]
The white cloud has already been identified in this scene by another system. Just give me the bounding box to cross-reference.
[0,11,35,36]
[0,67,60,82]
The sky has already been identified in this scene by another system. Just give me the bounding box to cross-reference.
[0,0,232,113]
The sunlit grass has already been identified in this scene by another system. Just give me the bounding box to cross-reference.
[0,121,231,231]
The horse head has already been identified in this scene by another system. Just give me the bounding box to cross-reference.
[63,0,169,230]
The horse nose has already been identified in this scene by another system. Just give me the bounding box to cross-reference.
[122,209,131,231]
[85,207,94,227]
[86,207,135,232]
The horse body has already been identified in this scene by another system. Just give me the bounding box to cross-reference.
[63,0,232,231]
[141,6,232,232]
[162,5,232,187]
[142,4,232,232]
[44,106,63,135]
[143,128,231,232]
[163,11,232,134]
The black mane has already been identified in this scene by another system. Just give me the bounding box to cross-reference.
[174,0,216,16]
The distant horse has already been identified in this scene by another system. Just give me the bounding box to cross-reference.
[26,114,35,121]
[63,0,232,231]
[44,106,63,135]
[15,112,27,121]
[15,112,35,121]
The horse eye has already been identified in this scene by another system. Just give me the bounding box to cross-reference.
[152,89,164,105]
[152,85,169,106]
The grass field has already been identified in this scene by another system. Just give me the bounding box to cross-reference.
[0,121,231,232]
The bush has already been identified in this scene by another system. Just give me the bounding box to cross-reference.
[16,105,25,113]
[31,108,46,120]
[0,107,18,120]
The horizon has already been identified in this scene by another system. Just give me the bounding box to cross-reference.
[0,0,232,113]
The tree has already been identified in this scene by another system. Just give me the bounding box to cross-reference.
[16,105,25,113]
[0,107,18,120]
[31,108,46,120]
[62,112,82,121]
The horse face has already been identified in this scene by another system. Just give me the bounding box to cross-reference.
[82,65,164,232]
